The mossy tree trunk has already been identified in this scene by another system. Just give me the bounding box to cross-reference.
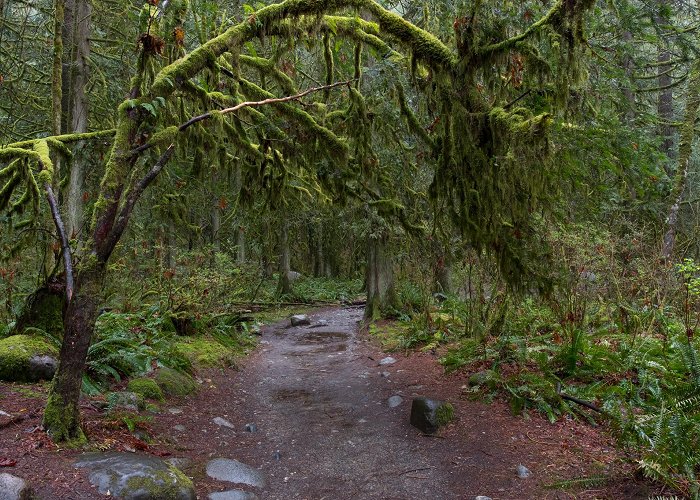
[43,263,104,441]
[365,231,397,319]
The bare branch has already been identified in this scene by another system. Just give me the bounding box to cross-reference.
[179,79,354,131]
[45,183,74,302]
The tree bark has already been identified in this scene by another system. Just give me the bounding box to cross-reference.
[656,0,675,168]
[365,231,396,319]
[277,216,291,295]
[662,60,700,260]
[43,263,104,442]
[66,0,91,237]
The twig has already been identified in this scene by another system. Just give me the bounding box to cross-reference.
[45,184,74,302]
[556,382,604,414]
[399,466,434,475]
[504,89,532,109]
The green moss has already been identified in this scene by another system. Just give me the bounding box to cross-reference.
[175,338,237,368]
[124,465,193,499]
[33,140,54,184]
[0,335,57,382]
[154,367,197,397]
[127,378,164,401]
[43,390,87,445]
[435,402,454,427]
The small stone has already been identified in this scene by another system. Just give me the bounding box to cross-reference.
[213,417,235,429]
[378,357,396,366]
[244,423,257,433]
[0,473,32,500]
[388,395,403,408]
[168,408,183,415]
[381,371,390,378]
[206,458,266,488]
[272,450,281,461]
[290,315,310,327]
[173,425,186,432]
[516,464,531,479]
[310,320,329,328]
[475,497,493,500]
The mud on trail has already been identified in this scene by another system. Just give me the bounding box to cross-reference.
[0,306,654,499]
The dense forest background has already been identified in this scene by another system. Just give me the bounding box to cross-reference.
[3,0,700,495]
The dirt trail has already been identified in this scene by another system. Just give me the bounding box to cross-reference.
[160,306,635,499]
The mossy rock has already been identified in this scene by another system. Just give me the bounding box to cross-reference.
[410,397,455,434]
[106,391,145,412]
[0,335,58,382]
[13,287,64,341]
[468,369,500,390]
[154,367,197,397]
[74,451,195,499]
[127,378,164,402]
[175,338,237,368]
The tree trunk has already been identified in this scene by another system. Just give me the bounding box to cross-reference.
[621,31,635,124]
[211,204,220,252]
[277,217,291,295]
[435,251,451,294]
[66,0,91,237]
[365,232,396,319]
[43,263,104,442]
[165,218,176,269]
[656,1,675,168]
[662,60,700,260]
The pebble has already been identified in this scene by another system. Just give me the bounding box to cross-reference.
[516,464,531,478]
[244,423,257,433]
[379,357,396,366]
[388,395,403,408]
[213,417,236,429]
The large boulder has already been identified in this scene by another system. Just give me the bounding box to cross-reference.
[0,473,33,500]
[74,452,195,500]
[0,335,58,382]
[410,397,455,434]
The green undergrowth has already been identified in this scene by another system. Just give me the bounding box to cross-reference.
[81,303,257,395]
[372,287,700,497]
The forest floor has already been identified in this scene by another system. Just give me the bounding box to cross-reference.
[0,306,665,499]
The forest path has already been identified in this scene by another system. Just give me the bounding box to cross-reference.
[159,305,636,500]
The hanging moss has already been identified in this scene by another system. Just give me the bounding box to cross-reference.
[238,78,349,164]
